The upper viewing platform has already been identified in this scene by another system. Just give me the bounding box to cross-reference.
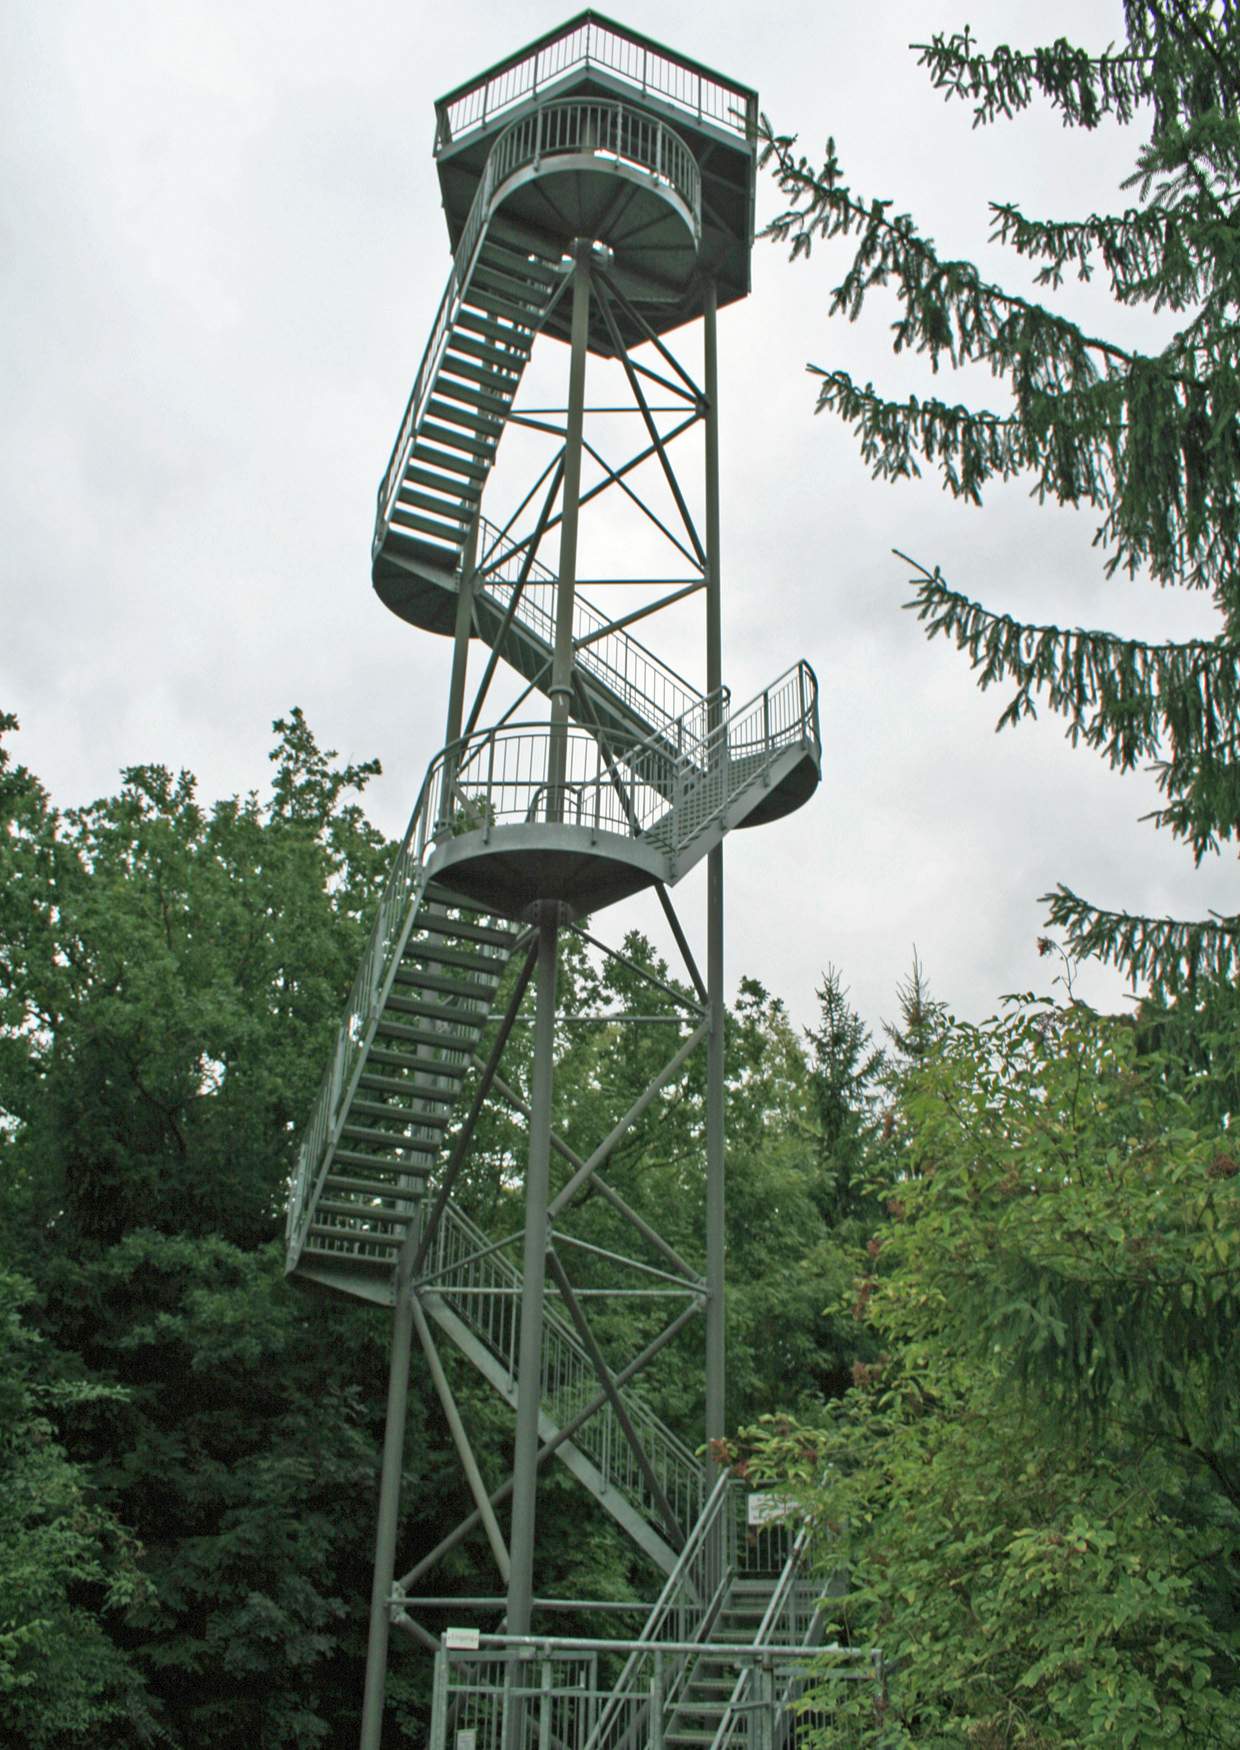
[430,11,758,348]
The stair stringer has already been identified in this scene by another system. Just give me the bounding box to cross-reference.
[420,1291,681,1577]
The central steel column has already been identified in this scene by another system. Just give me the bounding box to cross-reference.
[504,903,560,1718]
[703,280,726,1468]
[548,246,591,814]
[359,1252,415,1750]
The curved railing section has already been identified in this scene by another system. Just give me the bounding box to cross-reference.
[423,1200,704,1539]
[374,95,701,547]
[485,98,701,244]
[426,663,817,853]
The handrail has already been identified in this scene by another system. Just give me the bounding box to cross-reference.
[476,515,713,739]
[709,1518,818,1749]
[375,94,703,547]
[434,10,757,151]
[585,1471,735,1750]
[423,1200,703,1539]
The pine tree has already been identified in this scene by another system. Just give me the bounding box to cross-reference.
[764,0,1240,993]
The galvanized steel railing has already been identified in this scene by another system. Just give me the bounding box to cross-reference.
[484,98,700,245]
[375,92,703,544]
[434,11,758,151]
[585,1469,732,1750]
[428,1635,882,1750]
[421,1200,704,1540]
[285,769,444,1270]
[477,517,714,740]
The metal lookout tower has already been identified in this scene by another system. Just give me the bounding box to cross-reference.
[285,14,833,1744]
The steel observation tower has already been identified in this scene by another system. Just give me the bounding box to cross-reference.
[285,14,826,1745]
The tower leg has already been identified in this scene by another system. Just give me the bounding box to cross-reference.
[703,281,726,1471]
[359,1257,415,1750]
[505,903,560,1634]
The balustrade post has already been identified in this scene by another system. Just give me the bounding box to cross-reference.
[650,1651,666,1750]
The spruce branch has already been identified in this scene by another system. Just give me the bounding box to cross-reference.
[898,553,1240,858]
[1043,883,1240,992]
[913,5,1240,133]
[912,27,1152,130]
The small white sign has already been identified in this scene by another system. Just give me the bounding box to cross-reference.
[455,1732,477,1750]
[444,1626,480,1651]
[747,1491,793,1526]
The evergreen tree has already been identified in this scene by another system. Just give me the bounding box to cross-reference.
[764,0,1240,993]
[806,966,885,1220]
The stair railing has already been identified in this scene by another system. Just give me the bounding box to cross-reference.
[477,516,711,739]
[286,769,446,1269]
[709,1516,820,1750]
[421,1201,704,1538]
[376,94,702,552]
[583,1470,737,1750]
[650,661,819,861]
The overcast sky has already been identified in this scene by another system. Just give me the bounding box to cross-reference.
[3,0,1234,1040]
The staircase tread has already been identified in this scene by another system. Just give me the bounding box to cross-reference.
[316,1198,413,1222]
[333,1144,437,1169]
[374,1019,479,1052]
[365,1046,469,1077]
[411,440,490,481]
[323,1175,427,1200]
[308,1223,405,1248]
[402,463,483,502]
[349,1098,451,1128]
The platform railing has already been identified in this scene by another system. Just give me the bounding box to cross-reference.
[421,1200,704,1540]
[428,1634,883,1750]
[434,11,758,150]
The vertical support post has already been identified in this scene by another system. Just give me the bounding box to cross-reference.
[359,1254,415,1750]
[703,279,726,1478]
[505,902,560,1647]
[445,516,481,748]
[549,247,592,816]
[441,515,481,819]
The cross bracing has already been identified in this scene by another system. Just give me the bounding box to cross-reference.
[282,13,830,1745]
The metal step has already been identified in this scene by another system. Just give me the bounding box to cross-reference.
[324,1175,428,1200]
[365,1046,470,1076]
[402,462,482,502]
[349,1099,452,1129]
[374,1018,479,1053]
[452,308,535,349]
[403,938,506,974]
[316,1198,414,1223]
[411,439,490,481]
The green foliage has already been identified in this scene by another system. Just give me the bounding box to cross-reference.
[735,1002,1240,1744]
[0,710,406,1744]
[0,1269,155,1747]
[763,1,1240,990]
